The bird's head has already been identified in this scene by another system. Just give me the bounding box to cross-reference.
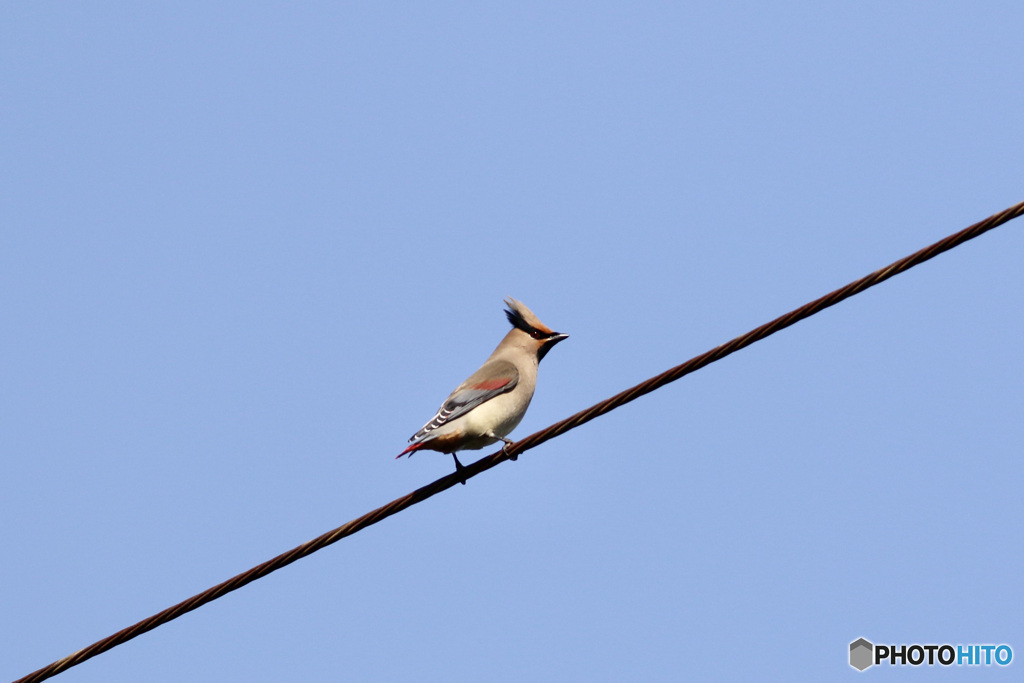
[504,297,568,361]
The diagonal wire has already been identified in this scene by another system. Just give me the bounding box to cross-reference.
[13,199,1024,683]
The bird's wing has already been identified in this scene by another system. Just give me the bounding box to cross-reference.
[408,359,519,443]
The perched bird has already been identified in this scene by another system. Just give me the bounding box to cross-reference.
[397,298,568,481]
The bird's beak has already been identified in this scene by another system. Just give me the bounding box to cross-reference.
[538,332,568,361]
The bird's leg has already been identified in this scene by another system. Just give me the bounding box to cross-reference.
[498,437,518,461]
[482,430,519,460]
[451,453,467,485]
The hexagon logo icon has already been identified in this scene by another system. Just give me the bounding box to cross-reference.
[850,638,874,671]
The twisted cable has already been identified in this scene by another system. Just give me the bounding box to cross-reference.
[13,199,1024,683]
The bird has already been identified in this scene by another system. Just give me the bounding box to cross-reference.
[397,298,568,482]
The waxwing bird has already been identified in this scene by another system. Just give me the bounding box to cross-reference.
[397,298,568,482]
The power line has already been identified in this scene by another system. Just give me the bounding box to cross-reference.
[13,199,1024,683]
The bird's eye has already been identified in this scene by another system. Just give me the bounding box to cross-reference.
[530,330,544,339]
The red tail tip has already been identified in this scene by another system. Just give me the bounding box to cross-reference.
[396,442,422,459]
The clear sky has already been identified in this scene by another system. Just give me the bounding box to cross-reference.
[2,3,1022,681]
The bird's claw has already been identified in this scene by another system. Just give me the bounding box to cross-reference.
[501,438,518,461]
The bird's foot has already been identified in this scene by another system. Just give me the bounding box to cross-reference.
[499,437,518,461]
[451,453,467,485]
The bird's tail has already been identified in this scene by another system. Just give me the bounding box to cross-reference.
[396,436,437,459]
[395,442,421,459]
[397,429,442,458]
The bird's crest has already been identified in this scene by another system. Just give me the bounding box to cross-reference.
[504,297,554,335]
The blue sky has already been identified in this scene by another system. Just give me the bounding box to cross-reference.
[2,3,1022,681]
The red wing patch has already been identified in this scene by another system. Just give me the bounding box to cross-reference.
[471,378,512,391]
